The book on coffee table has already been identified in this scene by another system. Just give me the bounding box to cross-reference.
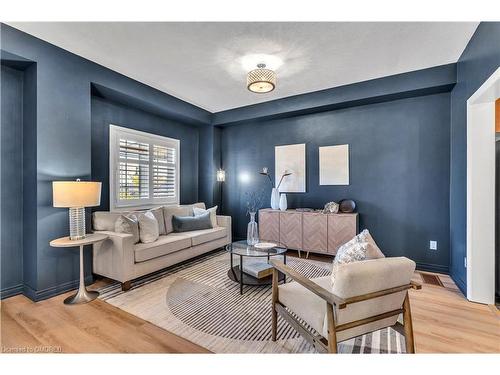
[241,255,284,279]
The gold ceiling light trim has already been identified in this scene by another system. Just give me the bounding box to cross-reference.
[247,63,276,93]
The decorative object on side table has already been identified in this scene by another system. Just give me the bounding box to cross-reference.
[323,201,339,214]
[260,167,292,210]
[339,199,356,213]
[279,193,287,211]
[245,190,264,245]
[52,179,102,240]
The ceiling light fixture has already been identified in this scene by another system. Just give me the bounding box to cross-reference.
[247,63,276,93]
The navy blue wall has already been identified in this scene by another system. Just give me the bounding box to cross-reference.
[1,65,24,298]
[221,93,451,272]
[91,96,200,209]
[2,21,499,300]
[449,22,500,294]
[0,24,211,300]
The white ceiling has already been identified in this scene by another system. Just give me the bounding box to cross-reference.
[9,22,478,112]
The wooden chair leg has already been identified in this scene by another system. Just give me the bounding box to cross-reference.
[121,281,131,292]
[326,302,338,353]
[271,268,279,341]
[402,292,416,353]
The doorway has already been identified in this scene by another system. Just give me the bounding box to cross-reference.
[466,67,500,305]
[496,99,499,304]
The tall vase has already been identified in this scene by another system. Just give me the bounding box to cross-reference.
[270,188,280,210]
[247,212,259,246]
[279,193,287,211]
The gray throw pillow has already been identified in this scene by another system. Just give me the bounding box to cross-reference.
[114,214,140,244]
[193,205,218,228]
[172,212,212,232]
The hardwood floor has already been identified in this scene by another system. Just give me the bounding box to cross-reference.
[1,269,498,353]
[0,281,209,353]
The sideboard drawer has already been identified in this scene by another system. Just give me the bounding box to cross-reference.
[327,214,358,254]
[279,212,303,250]
[258,210,280,243]
[302,212,328,253]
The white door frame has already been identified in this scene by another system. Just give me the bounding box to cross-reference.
[466,67,500,304]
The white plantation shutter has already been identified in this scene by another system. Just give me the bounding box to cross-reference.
[110,125,179,210]
[153,145,176,198]
[119,139,150,200]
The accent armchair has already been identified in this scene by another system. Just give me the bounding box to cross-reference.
[270,257,421,353]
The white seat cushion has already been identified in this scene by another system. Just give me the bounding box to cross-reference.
[134,234,191,262]
[181,227,227,246]
[278,276,332,337]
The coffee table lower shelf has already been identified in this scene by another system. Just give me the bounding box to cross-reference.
[227,266,285,289]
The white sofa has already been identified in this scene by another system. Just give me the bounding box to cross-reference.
[91,202,231,290]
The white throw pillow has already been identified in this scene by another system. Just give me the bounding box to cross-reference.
[331,241,369,284]
[193,206,218,228]
[138,211,160,243]
[114,214,140,244]
[149,207,166,235]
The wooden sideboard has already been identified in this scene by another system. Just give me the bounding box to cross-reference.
[258,208,358,256]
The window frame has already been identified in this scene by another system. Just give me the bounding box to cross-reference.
[109,124,180,211]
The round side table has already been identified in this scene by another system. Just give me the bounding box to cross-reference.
[50,233,108,305]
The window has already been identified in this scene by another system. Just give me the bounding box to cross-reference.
[109,125,180,210]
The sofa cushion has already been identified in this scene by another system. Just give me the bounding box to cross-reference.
[134,234,191,262]
[180,226,227,246]
[163,203,206,234]
[173,212,212,232]
[93,211,123,231]
[115,214,140,244]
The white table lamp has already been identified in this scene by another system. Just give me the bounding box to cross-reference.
[53,179,102,240]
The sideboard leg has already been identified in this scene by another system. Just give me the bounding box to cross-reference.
[121,281,131,292]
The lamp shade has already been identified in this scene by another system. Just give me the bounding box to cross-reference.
[53,181,102,208]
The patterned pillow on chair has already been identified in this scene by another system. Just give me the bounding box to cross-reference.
[331,241,369,284]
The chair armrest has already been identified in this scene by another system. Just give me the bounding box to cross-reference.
[271,259,346,309]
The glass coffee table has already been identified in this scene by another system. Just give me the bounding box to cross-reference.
[227,240,287,295]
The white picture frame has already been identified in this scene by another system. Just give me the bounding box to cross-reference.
[319,144,350,185]
[275,143,306,192]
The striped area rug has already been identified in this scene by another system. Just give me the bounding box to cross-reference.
[98,250,405,353]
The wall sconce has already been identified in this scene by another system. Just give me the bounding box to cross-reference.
[216,169,226,182]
